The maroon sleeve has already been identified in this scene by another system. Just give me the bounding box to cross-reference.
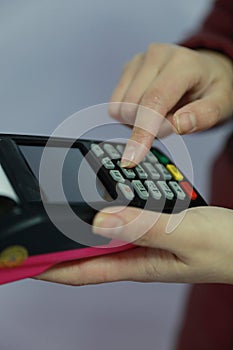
[181,0,233,231]
[181,0,233,60]
[176,7,233,350]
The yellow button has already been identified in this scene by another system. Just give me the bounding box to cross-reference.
[166,164,184,181]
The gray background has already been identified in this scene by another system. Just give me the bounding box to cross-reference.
[0,1,230,349]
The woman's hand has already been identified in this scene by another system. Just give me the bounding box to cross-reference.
[37,206,233,285]
[108,44,233,166]
[36,45,233,287]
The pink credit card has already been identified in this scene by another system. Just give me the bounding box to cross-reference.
[0,241,134,285]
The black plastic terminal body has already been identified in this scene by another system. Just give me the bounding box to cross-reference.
[0,134,111,257]
[0,133,207,258]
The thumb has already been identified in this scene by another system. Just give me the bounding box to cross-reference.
[92,206,197,254]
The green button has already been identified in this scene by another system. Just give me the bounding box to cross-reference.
[152,150,170,165]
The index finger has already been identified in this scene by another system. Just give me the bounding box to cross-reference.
[121,59,198,167]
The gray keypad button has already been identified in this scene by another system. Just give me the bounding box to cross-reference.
[117,183,135,201]
[116,144,125,155]
[102,157,115,170]
[132,180,149,200]
[142,162,160,180]
[135,164,148,179]
[91,144,104,158]
[146,151,158,163]
[155,164,172,180]
[117,161,136,179]
[103,144,121,159]
[144,180,162,200]
[157,181,174,200]
[169,181,186,200]
[109,170,125,183]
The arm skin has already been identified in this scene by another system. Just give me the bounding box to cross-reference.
[37,0,233,286]
[108,46,233,167]
[37,206,233,285]
[37,46,233,286]
[109,0,233,167]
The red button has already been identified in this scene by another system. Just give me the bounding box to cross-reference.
[180,181,197,200]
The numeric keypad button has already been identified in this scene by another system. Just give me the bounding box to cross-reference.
[117,183,135,201]
[135,164,148,179]
[102,157,115,170]
[144,181,162,200]
[103,144,121,159]
[145,151,158,163]
[116,144,125,155]
[157,181,174,200]
[117,162,136,179]
[169,181,186,200]
[155,164,172,180]
[142,162,160,180]
[132,180,149,200]
[91,144,104,158]
[109,170,125,183]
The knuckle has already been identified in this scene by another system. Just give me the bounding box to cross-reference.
[142,90,168,114]
[122,93,140,113]
[142,248,163,280]
[147,43,158,54]
[146,43,163,61]
[147,42,168,54]
[172,47,198,68]
[120,102,138,121]
[145,43,161,62]
[97,268,112,283]
[144,261,159,280]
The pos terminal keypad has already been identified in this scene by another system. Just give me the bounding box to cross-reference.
[82,140,203,213]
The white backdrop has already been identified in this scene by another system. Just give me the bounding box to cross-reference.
[0,1,229,349]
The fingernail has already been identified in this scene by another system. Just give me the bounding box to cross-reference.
[120,145,137,168]
[174,113,197,134]
[93,214,124,236]
[120,160,133,168]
